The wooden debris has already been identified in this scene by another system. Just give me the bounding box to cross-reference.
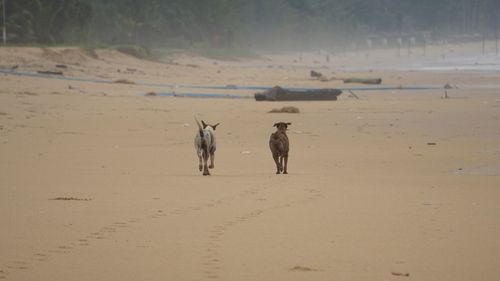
[392,272,410,277]
[113,79,135,84]
[348,90,360,99]
[310,70,323,78]
[290,266,317,272]
[68,85,86,94]
[343,77,382,84]
[269,106,300,113]
[255,86,341,101]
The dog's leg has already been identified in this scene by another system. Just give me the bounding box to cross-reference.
[203,153,210,176]
[273,153,281,174]
[283,154,288,174]
[197,150,203,171]
[279,156,284,173]
[209,149,215,169]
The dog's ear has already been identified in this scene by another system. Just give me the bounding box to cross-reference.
[273,123,279,127]
[201,120,207,129]
[212,123,220,130]
[286,122,292,126]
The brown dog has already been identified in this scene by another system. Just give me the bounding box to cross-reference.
[269,122,291,174]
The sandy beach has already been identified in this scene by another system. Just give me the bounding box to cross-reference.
[1,43,500,281]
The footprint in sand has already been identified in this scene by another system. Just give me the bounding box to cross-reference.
[290,265,319,272]
[201,208,269,280]
[49,245,71,254]
[77,239,89,246]
[306,188,322,200]
[100,226,116,233]
[203,235,224,278]
[205,272,219,279]
[151,210,167,219]
[235,216,249,222]
[87,231,107,240]
[8,261,30,270]
[33,253,49,262]
[111,222,128,228]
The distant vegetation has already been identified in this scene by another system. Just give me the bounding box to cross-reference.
[3,0,500,51]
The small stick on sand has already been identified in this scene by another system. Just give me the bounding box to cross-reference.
[348,90,359,99]
[392,272,410,277]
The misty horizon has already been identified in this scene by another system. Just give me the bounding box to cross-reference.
[1,0,499,52]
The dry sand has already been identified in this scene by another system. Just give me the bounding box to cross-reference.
[1,43,500,281]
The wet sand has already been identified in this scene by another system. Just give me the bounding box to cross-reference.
[1,43,500,281]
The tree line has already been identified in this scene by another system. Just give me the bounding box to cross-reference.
[2,0,500,48]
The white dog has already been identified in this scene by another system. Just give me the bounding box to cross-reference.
[194,118,219,176]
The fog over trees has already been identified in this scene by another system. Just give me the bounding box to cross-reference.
[3,0,500,50]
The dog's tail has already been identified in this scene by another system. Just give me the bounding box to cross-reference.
[194,116,204,139]
[194,116,209,157]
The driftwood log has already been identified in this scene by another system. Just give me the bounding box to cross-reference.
[342,77,382,84]
[255,86,342,101]
[310,70,323,78]
[37,70,64,75]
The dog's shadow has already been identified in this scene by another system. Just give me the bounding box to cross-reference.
[169,171,310,178]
